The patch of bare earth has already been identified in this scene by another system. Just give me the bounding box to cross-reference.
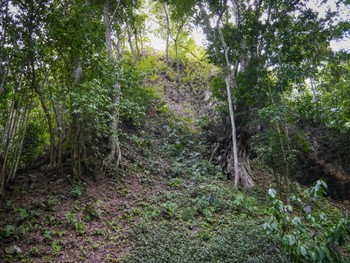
[0,76,216,262]
[0,161,173,263]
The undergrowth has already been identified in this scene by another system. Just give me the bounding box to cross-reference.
[117,104,290,262]
[124,221,288,263]
[1,59,349,262]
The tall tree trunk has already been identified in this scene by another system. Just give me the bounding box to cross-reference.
[173,20,185,82]
[102,0,122,172]
[268,84,291,201]
[224,74,240,187]
[0,0,9,95]
[175,39,180,82]
[71,114,82,180]
[0,97,17,195]
[41,100,56,167]
[49,73,66,168]
[51,100,63,167]
[9,105,30,180]
[139,28,144,57]
[104,1,113,58]
[134,28,141,59]
[126,22,136,64]
[162,3,170,70]
[0,78,31,195]
[34,74,57,168]
[70,63,84,180]
[217,3,255,188]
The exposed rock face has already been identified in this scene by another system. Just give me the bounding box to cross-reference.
[160,76,218,122]
[296,125,350,200]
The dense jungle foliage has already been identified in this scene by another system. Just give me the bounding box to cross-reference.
[0,0,350,262]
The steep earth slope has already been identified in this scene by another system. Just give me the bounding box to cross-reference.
[1,64,350,262]
[0,72,291,262]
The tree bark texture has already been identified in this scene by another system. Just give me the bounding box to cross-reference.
[216,1,255,188]
[102,0,122,173]
[0,82,31,196]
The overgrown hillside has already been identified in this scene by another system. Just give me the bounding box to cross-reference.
[0,63,281,262]
[1,0,350,262]
[1,58,349,262]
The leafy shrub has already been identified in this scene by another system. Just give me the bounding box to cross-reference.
[21,121,45,165]
[71,184,83,199]
[83,204,100,222]
[264,180,350,262]
[210,74,226,102]
[119,64,159,127]
[0,224,15,238]
[66,211,85,234]
[135,55,166,76]
[161,202,179,218]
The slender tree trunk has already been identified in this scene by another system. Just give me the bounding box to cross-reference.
[105,83,121,166]
[224,74,240,187]
[9,105,30,180]
[268,83,291,201]
[134,28,141,59]
[43,104,56,167]
[175,39,180,82]
[217,4,255,188]
[0,98,17,194]
[70,63,84,180]
[102,0,122,172]
[216,8,241,187]
[139,29,144,57]
[162,3,170,70]
[34,75,56,168]
[126,22,136,64]
[71,114,82,179]
[0,78,31,195]
[1,91,16,147]
[310,78,318,102]
[51,73,67,167]
[172,20,185,82]
[0,0,9,95]
[104,1,113,58]
[58,98,67,167]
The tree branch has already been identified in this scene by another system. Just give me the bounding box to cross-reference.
[109,0,122,28]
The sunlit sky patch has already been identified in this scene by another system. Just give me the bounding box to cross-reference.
[148,0,349,52]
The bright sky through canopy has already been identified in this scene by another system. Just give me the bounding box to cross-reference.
[148,0,349,52]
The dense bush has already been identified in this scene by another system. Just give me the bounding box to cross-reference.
[21,121,46,165]
[264,181,350,262]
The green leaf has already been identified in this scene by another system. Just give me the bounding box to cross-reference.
[312,180,328,198]
[287,235,296,246]
[268,188,277,199]
[319,212,327,222]
[300,245,307,257]
[311,251,316,261]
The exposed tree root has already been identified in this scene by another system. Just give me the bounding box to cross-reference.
[227,150,255,188]
[101,139,122,176]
